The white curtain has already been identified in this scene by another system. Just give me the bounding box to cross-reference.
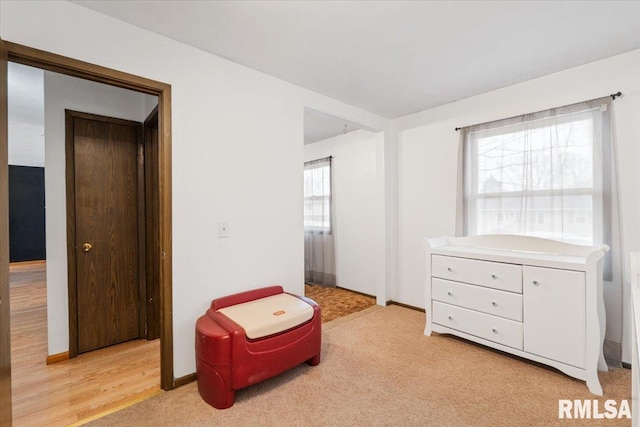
[304,157,336,286]
[458,96,621,282]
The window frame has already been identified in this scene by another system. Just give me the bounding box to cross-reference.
[464,107,604,246]
[303,158,332,233]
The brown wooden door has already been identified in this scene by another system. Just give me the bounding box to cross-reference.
[67,111,144,355]
[0,38,13,427]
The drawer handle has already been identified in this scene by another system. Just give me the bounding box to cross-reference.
[448,315,453,320]
[491,274,497,279]
[491,301,497,307]
[447,291,453,297]
[492,328,498,334]
[533,280,539,286]
[447,267,453,272]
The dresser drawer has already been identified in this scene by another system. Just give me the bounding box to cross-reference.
[432,278,523,322]
[432,255,522,293]
[432,301,523,350]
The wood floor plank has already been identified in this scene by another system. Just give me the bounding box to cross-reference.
[9,262,160,426]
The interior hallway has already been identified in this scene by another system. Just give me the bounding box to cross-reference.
[9,262,160,426]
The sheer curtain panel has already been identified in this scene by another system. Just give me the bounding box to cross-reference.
[458,96,623,287]
[304,157,336,286]
[460,97,616,250]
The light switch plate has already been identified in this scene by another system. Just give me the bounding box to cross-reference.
[218,222,230,238]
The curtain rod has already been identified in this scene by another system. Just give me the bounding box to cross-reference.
[454,91,622,131]
[304,155,332,166]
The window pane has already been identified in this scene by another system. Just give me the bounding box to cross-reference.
[466,107,603,246]
[474,194,593,245]
[304,165,331,197]
[303,163,331,231]
[476,115,593,194]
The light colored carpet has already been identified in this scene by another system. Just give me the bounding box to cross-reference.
[88,305,630,427]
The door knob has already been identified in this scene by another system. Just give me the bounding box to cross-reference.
[82,243,92,252]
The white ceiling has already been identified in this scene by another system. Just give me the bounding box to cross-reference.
[304,107,378,145]
[73,0,640,119]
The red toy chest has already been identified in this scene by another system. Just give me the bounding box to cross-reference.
[195,286,321,409]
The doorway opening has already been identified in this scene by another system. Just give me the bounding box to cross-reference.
[302,107,383,322]
[1,41,173,426]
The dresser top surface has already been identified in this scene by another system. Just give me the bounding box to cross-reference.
[431,245,590,271]
[426,235,607,271]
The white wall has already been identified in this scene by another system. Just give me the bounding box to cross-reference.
[1,0,389,377]
[144,94,158,119]
[396,124,459,307]
[7,63,45,167]
[303,130,385,296]
[44,71,148,355]
[394,49,640,363]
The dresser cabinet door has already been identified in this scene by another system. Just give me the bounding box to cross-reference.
[523,266,585,368]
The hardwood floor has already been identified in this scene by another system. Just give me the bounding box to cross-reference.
[10,262,160,426]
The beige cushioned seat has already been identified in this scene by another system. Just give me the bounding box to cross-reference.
[218,293,314,339]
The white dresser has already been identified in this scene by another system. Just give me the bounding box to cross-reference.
[425,235,609,395]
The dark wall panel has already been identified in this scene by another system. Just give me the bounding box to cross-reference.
[9,165,46,262]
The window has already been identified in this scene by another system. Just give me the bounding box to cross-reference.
[303,156,335,286]
[304,157,332,232]
[462,98,612,247]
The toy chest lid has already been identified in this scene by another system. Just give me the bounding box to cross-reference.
[218,293,314,339]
